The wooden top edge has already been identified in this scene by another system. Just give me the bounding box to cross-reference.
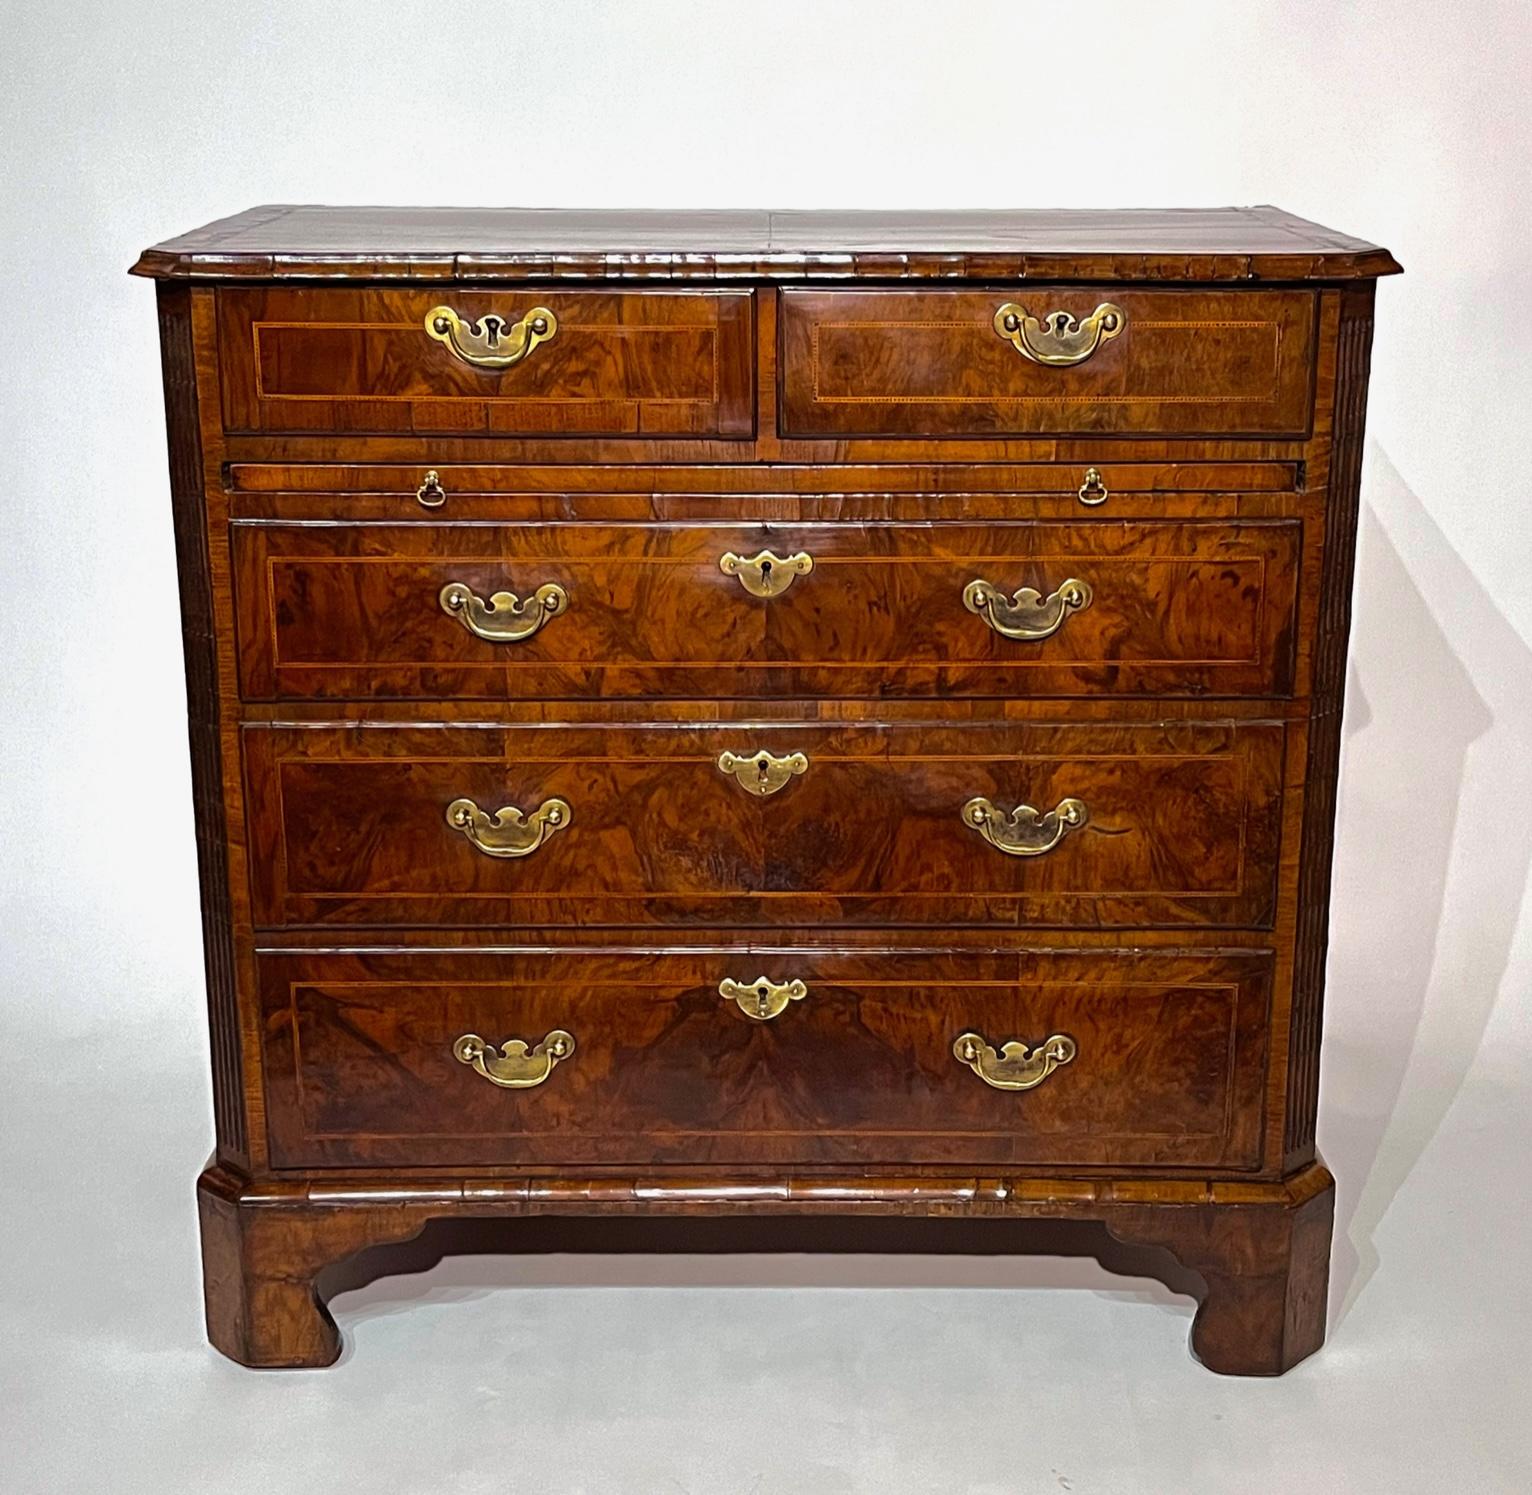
[131,204,1402,282]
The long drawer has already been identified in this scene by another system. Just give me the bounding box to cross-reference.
[232,518,1301,700]
[258,947,1272,1170]
[780,287,1317,439]
[217,287,755,437]
[244,719,1284,929]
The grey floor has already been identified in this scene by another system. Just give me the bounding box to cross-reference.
[2,918,1528,1494]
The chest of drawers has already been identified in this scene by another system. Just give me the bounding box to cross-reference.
[134,206,1398,1374]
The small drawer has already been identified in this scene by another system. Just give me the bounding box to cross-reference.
[243,719,1284,930]
[780,287,1316,439]
[232,517,1301,701]
[216,287,754,438]
[258,947,1271,1171]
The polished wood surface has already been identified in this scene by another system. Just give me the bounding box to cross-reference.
[137,206,1394,1374]
[197,1159,1332,1374]
[218,287,754,437]
[243,719,1284,929]
[258,947,1269,1171]
[132,204,1402,282]
[780,288,1317,438]
[233,516,1300,701]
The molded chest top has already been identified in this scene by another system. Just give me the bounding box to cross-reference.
[132,204,1400,283]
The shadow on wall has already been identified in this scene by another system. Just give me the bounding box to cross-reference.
[1322,445,1532,1324]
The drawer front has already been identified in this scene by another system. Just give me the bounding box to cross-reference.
[259,948,1271,1170]
[780,288,1316,438]
[217,288,754,437]
[244,720,1283,929]
[233,518,1300,700]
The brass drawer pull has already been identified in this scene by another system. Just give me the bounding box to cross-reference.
[720,975,809,1022]
[1077,467,1108,506]
[453,1030,574,1089]
[954,1031,1076,1091]
[719,549,813,599]
[416,469,446,508]
[963,796,1087,857]
[424,304,557,369]
[993,301,1125,366]
[963,577,1092,640]
[717,749,808,798]
[440,580,567,642]
[446,796,570,858]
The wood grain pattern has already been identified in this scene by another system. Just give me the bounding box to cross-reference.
[132,204,1401,282]
[257,947,1270,1170]
[779,288,1317,438]
[242,720,1285,930]
[197,1158,1332,1373]
[157,284,248,1167]
[1284,284,1375,1167]
[232,517,1300,701]
[133,206,1396,1375]
[217,287,754,438]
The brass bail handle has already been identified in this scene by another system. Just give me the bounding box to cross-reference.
[425,305,558,369]
[453,1030,575,1089]
[993,302,1125,366]
[963,796,1088,857]
[954,1031,1077,1090]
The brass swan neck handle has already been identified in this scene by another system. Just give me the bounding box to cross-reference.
[963,578,1092,641]
[993,302,1125,366]
[425,305,558,369]
[446,797,571,858]
[440,581,567,643]
[963,796,1087,857]
[954,1032,1076,1090]
[453,1031,574,1089]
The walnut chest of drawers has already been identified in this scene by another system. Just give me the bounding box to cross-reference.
[133,205,1399,1374]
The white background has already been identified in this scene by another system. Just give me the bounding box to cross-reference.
[2,2,1530,1491]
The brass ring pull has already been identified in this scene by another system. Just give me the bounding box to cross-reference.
[993,302,1125,366]
[719,975,809,1022]
[963,796,1087,857]
[963,578,1092,641]
[424,305,557,369]
[1077,467,1108,506]
[440,581,568,642]
[719,549,813,599]
[954,1031,1076,1091]
[453,1030,574,1089]
[717,749,808,798]
[416,469,446,508]
[446,797,571,858]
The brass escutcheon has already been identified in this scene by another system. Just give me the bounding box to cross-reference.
[716,749,809,798]
[719,976,809,1022]
[719,549,814,599]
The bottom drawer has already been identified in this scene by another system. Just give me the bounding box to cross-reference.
[259,947,1271,1172]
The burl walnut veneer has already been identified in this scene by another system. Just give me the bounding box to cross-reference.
[134,205,1398,1374]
